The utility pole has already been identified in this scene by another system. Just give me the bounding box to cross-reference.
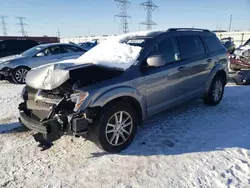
[16,16,28,36]
[140,0,158,30]
[228,15,232,32]
[114,0,131,34]
[1,16,8,36]
[57,29,60,39]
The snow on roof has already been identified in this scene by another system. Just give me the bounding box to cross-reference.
[75,30,164,70]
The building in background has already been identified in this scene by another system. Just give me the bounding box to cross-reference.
[0,36,59,44]
[214,31,250,47]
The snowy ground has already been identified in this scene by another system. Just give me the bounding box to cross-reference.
[0,81,250,188]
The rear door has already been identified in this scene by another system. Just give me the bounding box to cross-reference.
[59,45,86,61]
[176,34,209,97]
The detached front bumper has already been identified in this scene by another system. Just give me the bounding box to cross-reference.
[19,111,62,142]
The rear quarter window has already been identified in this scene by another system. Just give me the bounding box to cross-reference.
[201,35,225,53]
[177,35,206,59]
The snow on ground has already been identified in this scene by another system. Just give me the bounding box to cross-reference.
[0,81,250,188]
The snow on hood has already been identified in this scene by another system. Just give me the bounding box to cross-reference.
[26,30,162,90]
[74,30,161,70]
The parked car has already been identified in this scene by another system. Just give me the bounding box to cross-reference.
[0,43,86,84]
[221,37,235,54]
[229,54,250,71]
[19,28,228,152]
[78,40,98,51]
[0,39,39,58]
[229,38,250,71]
[234,38,250,57]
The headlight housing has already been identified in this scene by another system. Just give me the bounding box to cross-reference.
[70,92,89,112]
[0,61,10,69]
[21,85,27,99]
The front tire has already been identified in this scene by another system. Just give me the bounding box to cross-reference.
[204,75,225,105]
[12,67,29,84]
[91,101,138,153]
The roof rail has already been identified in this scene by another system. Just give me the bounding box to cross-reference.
[167,28,210,32]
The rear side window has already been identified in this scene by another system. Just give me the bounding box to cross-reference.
[201,35,225,53]
[149,37,180,64]
[177,35,205,59]
[61,45,85,53]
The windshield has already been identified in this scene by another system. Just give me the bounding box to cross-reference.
[75,31,151,70]
[244,39,250,46]
[21,45,44,57]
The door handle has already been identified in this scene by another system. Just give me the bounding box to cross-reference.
[207,58,212,63]
[177,66,186,71]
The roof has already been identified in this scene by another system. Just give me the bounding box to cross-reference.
[127,28,211,39]
[37,42,79,48]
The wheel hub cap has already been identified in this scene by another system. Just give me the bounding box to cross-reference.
[15,69,28,83]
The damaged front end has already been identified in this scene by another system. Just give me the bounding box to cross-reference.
[18,62,123,150]
[19,85,92,150]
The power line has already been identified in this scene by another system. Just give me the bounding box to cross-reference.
[57,29,60,38]
[140,0,158,30]
[16,16,28,36]
[114,0,131,34]
[1,16,8,36]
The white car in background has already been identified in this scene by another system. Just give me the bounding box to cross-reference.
[0,43,86,84]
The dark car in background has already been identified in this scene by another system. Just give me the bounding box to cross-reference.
[78,40,98,51]
[221,37,235,54]
[0,39,39,58]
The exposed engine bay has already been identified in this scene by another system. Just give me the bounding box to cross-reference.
[19,63,124,150]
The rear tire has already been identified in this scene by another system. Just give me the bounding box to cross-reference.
[204,75,225,106]
[12,67,29,84]
[91,101,138,153]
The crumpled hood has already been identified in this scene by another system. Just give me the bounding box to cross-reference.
[234,45,250,56]
[0,54,25,63]
[26,60,92,90]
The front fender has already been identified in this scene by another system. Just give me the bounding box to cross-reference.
[204,64,227,94]
[89,86,146,119]
[4,60,28,70]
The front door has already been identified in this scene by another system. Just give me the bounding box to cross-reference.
[29,45,62,68]
[142,36,192,116]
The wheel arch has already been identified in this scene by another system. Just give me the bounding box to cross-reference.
[205,65,228,95]
[89,87,146,124]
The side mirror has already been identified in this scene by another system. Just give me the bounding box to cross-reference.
[147,55,166,68]
[36,52,45,57]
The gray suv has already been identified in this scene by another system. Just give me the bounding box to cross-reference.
[19,28,228,152]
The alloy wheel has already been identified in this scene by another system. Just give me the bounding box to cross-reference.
[212,80,223,101]
[15,69,28,83]
[105,111,133,146]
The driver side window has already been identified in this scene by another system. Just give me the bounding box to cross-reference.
[40,46,61,56]
[149,37,180,64]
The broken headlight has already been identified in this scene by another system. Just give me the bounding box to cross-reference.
[70,92,89,111]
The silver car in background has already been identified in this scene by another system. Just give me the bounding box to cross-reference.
[0,43,86,84]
